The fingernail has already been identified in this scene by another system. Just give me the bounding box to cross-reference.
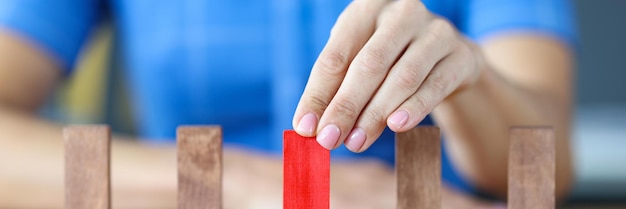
[388,110,409,129]
[345,128,366,152]
[296,113,317,136]
[317,124,340,150]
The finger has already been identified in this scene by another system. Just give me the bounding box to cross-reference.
[316,1,425,150]
[389,47,472,132]
[292,0,390,137]
[344,21,456,152]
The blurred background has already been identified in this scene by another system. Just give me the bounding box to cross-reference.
[569,0,626,204]
[37,0,626,208]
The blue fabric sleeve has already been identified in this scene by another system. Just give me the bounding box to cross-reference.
[460,0,578,47]
[0,0,101,73]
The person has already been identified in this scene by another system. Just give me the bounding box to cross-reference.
[0,0,576,208]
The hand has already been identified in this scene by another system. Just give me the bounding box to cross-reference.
[292,0,482,151]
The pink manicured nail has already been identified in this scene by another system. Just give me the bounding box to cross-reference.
[296,113,318,136]
[388,110,409,129]
[345,128,366,152]
[316,124,340,150]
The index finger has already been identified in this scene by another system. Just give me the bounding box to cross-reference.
[292,0,389,137]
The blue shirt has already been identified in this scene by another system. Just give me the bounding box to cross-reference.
[0,0,577,192]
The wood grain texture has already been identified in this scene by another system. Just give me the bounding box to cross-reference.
[283,130,330,209]
[177,126,223,209]
[508,127,555,209]
[396,126,441,209]
[63,125,111,209]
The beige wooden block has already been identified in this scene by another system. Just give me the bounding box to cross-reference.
[508,127,555,209]
[64,125,111,209]
[396,126,441,209]
[177,126,222,209]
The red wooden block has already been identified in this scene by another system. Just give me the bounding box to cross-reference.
[283,130,330,209]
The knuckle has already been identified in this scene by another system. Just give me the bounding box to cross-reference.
[428,72,448,94]
[395,64,424,90]
[363,107,387,125]
[378,31,401,46]
[456,45,479,76]
[412,94,430,116]
[428,18,455,40]
[414,1,428,12]
[318,51,348,76]
[356,48,388,76]
[331,98,360,120]
[398,0,426,13]
[399,0,425,15]
[405,59,427,73]
[351,0,382,13]
[305,92,331,111]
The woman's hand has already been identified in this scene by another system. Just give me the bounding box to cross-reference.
[292,0,482,152]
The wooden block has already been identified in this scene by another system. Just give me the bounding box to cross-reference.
[283,130,330,209]
[177,126,223,209]
[63,125,111,209]
[396,126,441,209]
[508,127,555,209]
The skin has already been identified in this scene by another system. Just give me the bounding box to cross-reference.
[293,0,573,199]
[1,0,572,207]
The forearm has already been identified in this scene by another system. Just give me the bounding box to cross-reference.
[0,108,63,207]
[0,108,178,208]
[432,36,574,199]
